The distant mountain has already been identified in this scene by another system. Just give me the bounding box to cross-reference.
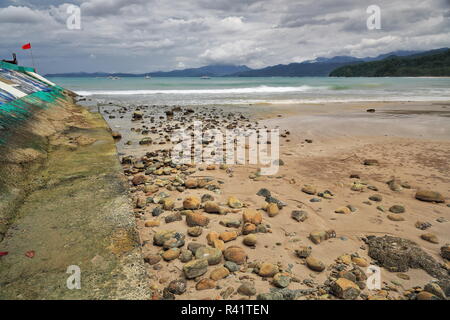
[45,64,252,78]
[230,49,441,77]
[330,49,450,77]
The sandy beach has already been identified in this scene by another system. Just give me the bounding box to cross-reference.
[96,99,450,300]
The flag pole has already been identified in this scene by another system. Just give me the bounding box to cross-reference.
[29,46,36,71]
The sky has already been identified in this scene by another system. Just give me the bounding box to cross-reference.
[0,0,449,73]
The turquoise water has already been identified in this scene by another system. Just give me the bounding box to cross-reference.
[47,76,450,106]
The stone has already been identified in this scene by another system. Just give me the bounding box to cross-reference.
[352,257,369,267]
[132,174,146,186]
[387,179,403,192]
[183,259,209,279]
[335,207,351,214]
[153,230,185,248]
[179,249,193,263]
[162,248,181,261]
[258,262,279,277]
[152,206,164,217]
[415,221,432,230]
[186,212,209,227]
[424,282,446,299]
[242,223,257,235]
[185,178,198,188]
[223,246,247,265]
[273,273,291,288]
[144,219,160,227]
[187,226,203,237]
[167,279,187,295]
[389,205,405,213]
[201,194,214,203]
[220,231,238,242]
[387,214,405,221]
[183,196,201,209]
[421,233,439,244]
[416,291,440,300]
[237,282,256,296]
[162,198,175,211]
[187,243,205,255]
[351,183,365,192]
[243,234,257,246]
[243,209,262,225]
[196,278,216,290]
[415,190,445,203]
[224,261,239,272]
[332,278,361,300]
[210,267,230,280]
[212,239,225,251]
[369,194,382,202]
[144,253,161,265]
[111,131,122,140]
[195,247,223,265]
[309,230,335,244]
[165,212,182,223]
[266,203,279,217]
[256,188,271,198]
[203,201,221,213]
[363,159,379,166]
[295,246,312,258]
[306,257,326,272]
[291,210,308,222]
[301,185,317,195]
[228,196,243,208]
[441,245,450,260]
[338,254,352,265]
[206,232,219,245]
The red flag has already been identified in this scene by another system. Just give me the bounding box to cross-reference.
[22,43,31,50]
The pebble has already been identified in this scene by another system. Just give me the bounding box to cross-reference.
[183,259,209,279]
[389,205,405,213]
[144,253,161,265]
[243,234,257,246]
[387,214,405,221]
[210,267,230,280]
[243,209,262,225]
[186,212,209,227]
[224,261,240,272]
[266,203,279,217]
[179,249,193,263]
[369,194,382,202]
[167,279,187,295]
[415,190,445,203]
[301,185,317,195]
[295,246,312,258]
[237,282,256,296]
[196,278,216,290]
[195,247,223,265]
[162,248,181,261]
[183,196,201,209]
[421,233,439,244]
[332,278,361,299]
[335,207,351,214]
[258,262,279,277]
[223,246,247,264]
[272,273,291,288]
[187,226,203,237]
[220,231,238,242]
[228,196,243,208]
[291,210,308,222]
[305,257,326,272]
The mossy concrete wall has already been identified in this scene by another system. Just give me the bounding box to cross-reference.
[0,96,150,299]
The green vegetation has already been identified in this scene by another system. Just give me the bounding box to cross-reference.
[330,49,450,77]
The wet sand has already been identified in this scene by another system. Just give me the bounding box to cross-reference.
[97,99,450,300]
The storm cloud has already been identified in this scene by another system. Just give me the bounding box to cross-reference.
[0,0,448,73]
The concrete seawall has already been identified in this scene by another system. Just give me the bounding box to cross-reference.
[0,64,150,299]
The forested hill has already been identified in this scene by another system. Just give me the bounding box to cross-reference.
[329,49,450,77]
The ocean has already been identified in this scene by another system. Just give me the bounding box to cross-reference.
[47,76,450,106]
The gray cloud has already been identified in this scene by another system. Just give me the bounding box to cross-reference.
[0,0,448,73]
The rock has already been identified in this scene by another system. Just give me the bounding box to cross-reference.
[186,212,209,227]
[183,196,201,209]
[187,243,205,255]
[144,219,160,227]
[183,259,209,279]
[415,190,445,203]
[421,233,439,244]
[179,249,193,263]
[301,185,317,195]
[441,245,450,260]
[387,214,405,221]
[111,131,122,140]
[210,267,230,280]
[351,183,365,192]
[295,246,312,258]
[237,282,256,296]
[153,230,185,248]
[203,201,222,214]
[309,230,335,244]
[132,175,146,186]
[335,207,351,214]
[332,278,361,300]
[258,262,279,277]
[228,196,243,208]
[352,257,369,267]
[206,232,219,245]
[305,257,326,272]
[363,159,379,166]
[162,198,175,211]
[273,273,291,288]
[224,261,239,272]
[195,247,223,265]
[264,203,279,217]
[256,188,271,198]
[256,292,284,300]
[196,279,216,290]
[162,248,181,261]
[415,221,432,230]
[367,235,449,291]
[387,179,403,192]
[220,231,238,242]
[369,194,382,202]
[220,219,241,228]
[187,226,203,237]
[416,291,440,300]
[242,223,257,235]
[243,209,262,225]
[223,246,247,265]
[424,282,446,299]
[201,194,214,203]
[389,205,405,213]
[152,206,164,217]
[165,212,182,223]
[291,210,308,222]
[185,178,199,188]
[144,253,161,265]
[366,108,376,113]
[167,279,187,295]
[338,254,352,265]
[243,234,257,246]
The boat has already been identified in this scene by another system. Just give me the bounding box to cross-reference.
[200,75,211,79]
[145,75,151,79]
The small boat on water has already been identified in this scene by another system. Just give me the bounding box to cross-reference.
[200,75,211,79]
[145,75,151,79]
[108,76,121,80]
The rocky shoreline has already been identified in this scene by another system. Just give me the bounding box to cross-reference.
[100,100,450,300]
